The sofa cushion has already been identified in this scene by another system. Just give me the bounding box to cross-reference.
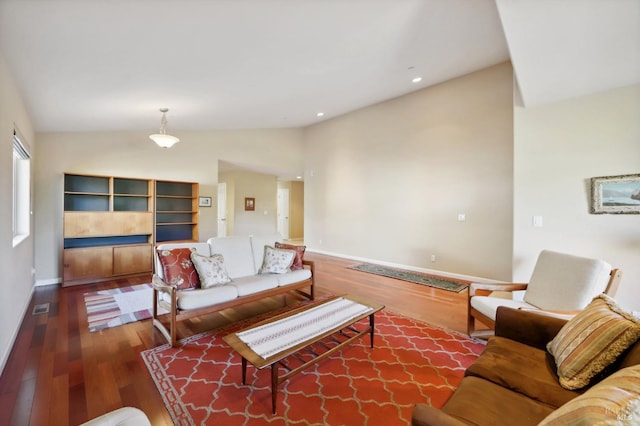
[276,269,312,286]
[156,248,200,290]
[207,236,256,278]
[160,285,238,311]
[250,233,283,272]
[524,250,611,311]
[470,295,538,321]
[547,294,640,390]
[190,252,231,288]
[538,364,640,425]
[466,336,582,408]
[275,242,306,270]
[259,245,296,274]
[442,376,555,426]
[230,275,279,296]
[155,243,211,279]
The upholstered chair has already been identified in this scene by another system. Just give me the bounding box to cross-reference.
[467,250,622,337]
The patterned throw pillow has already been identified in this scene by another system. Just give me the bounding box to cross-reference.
[259,245,296,274]
[190,252,231,288]
[547,294,640,390]
[274,242,306,270]
[156,248,200,290]
[538,364,640,425]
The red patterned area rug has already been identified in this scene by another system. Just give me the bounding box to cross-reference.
[142,307,485,426]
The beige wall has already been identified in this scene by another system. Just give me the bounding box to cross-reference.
[219,170,278,236]
[34,128,304,284]
[303,62,514,280]
[514,84,640,312]
[0,51,36,371]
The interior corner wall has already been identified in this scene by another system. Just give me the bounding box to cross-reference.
[303,62,514,280]
[34,128,304,285]
[0,50,36,373]
[513,84,640,312]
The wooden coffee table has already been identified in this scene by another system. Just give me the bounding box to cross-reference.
[223,295,384,414]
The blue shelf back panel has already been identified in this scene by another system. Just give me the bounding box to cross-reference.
[156,197,192,211]
[114,196,148,211]
[156,212,193,223]
[64,235,149,248]
[113,179,148,195]
[65,175,109,193]
[65,194,109,211]
[156,225,193,242]
[156,181,192,196]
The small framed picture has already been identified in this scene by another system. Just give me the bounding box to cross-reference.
[199,196,212,207]
[245,197,255,211]
[591,174,640,214]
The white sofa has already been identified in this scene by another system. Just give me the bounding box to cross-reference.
[152,234,314,346]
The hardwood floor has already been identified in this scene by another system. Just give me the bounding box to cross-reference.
[0,253,470,425]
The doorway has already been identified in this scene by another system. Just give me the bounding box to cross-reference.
[277,188,290,239]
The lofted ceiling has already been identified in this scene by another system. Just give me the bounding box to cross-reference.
[0,0,638,133]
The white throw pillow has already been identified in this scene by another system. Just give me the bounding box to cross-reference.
[190,252,232,288]
[259,245,296,274]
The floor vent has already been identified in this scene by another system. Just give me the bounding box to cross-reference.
[32,303,50,315]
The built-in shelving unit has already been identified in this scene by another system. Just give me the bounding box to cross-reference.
[62,174,198,287]
[155,180,199,243]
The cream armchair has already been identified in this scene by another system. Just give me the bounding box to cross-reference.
[467,250,622,337]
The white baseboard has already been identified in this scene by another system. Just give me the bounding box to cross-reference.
[306,248,501,284]
[0,284,36,376]
[36,277,61,287]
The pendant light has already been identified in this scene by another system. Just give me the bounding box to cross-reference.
[149,108,180,148]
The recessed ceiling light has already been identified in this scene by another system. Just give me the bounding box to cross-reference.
[296,176,302,180]
[412,77,422,83]
[316,112,324,117]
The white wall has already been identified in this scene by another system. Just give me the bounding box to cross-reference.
[0,51,36,372]
[303,63,514,280]
[514,84,640,312]
[34,128,304,284]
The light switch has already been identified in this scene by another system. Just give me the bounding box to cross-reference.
[457,213,466,222]
[533,216,543,227]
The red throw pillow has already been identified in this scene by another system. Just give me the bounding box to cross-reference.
[156,248,200,290]
[274,242,306,271]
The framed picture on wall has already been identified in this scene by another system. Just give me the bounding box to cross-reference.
[199,197,212,207]
[245,197,255,211]
[590,173,640,214]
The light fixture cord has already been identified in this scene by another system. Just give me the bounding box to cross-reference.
[159,112,168,135]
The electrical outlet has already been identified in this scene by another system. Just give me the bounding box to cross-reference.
[431,254,436,262]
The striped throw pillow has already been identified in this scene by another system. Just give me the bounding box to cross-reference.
[538,364,640,425]
[547,294,640,390]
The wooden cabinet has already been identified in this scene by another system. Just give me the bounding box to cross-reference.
[62,174,199,286]
[63,174,153,286]
[155,180,199,243]
[113,245,153,275]
[63,247,113,282]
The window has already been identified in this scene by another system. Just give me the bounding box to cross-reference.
[13,129,31,246]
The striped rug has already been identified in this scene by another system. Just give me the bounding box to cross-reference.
[84,283,162,332]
